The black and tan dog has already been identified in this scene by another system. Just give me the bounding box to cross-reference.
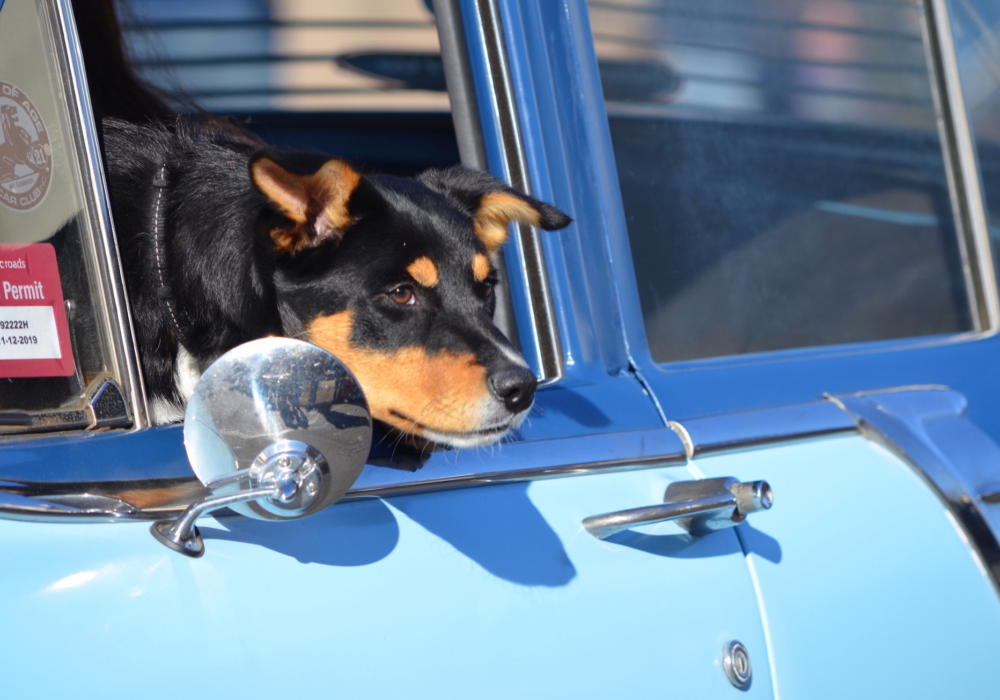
[101,117,570,449]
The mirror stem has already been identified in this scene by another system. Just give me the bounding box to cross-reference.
[150,485,279,558]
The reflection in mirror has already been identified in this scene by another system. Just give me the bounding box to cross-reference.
[151,337,371,557]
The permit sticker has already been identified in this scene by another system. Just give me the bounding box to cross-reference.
[0,243,75,377]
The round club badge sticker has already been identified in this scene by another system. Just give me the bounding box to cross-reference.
[0,82,52,212]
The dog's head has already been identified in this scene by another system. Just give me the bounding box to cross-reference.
[249,155,571,449]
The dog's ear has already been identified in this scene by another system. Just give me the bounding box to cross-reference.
[250,155,361,254]
[417,166,571,253]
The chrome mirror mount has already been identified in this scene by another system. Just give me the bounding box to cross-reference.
[150,338,372,557]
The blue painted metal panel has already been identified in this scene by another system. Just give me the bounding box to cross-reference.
[646,335,1000,434]
[1,425,190,481]
[694,434,1000,698]
[0,465,772,700]
[836,387,1000,504]
[490,0,643,381]
[831,387,1000,587]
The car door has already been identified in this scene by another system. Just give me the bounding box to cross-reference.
[535,0,1000,696]
[0,1,776,698]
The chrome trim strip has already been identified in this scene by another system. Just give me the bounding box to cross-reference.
[922,0,1000,332]
[830,386,1000,595]
[0,456,684,520]
[0,472,201,522]
[3,492,139,522]
[346,450,678,500]
[0,427,686,520]
[49,0,150,427]
[469,0,564,383]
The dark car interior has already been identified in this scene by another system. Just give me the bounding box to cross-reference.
[72,0,460,175]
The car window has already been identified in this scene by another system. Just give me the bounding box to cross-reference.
[110,0,538,390]
[0,0,136,434]
[589,0,975,363]
[81,0,557,451]
[949,0,1000,259]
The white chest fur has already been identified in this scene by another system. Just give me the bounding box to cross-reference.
[149,345,203,424]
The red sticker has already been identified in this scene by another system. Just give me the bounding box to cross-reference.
[0,243,75,377]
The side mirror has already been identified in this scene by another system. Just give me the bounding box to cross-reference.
[151,338,371,557]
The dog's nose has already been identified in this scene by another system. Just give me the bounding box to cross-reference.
[488,366,537,413]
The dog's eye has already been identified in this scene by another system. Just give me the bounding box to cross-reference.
[481,278,497,298]
[387,284,416,306]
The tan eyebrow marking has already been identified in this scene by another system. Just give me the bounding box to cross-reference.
[472,253,491,282]
[406,256,439,288]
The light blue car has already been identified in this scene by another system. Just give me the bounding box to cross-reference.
[2,0,1000,698]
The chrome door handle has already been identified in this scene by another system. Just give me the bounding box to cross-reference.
[582,477,773,539]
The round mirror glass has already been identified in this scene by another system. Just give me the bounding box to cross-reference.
[183,338,372,520]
